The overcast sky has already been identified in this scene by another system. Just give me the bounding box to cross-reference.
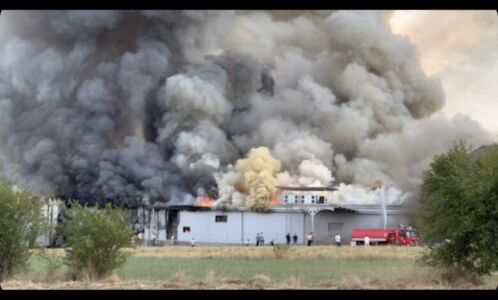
[390,10,498,138]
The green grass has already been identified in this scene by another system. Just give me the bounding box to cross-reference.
[116,257,423,283]
[24,254,424,283]
[16,250,498,289]
[24,255,68,279]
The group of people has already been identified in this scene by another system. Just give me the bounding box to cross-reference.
[147,232,370,247]
[255,232,265,246]
[251,232,302,246]
[285,233,299,245]
[307,232,343,247]
[250,232,346,247]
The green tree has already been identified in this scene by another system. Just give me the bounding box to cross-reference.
[418,141,498,282]
[62,202,134,281]
[0,183,45,282]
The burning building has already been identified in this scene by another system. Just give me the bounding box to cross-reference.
[0,10,493,244]
[172,185,417,245]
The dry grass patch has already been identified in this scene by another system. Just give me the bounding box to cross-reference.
[248,274,271,289]
[130,245,423,260]
[171,270,188,284]
[278,275,303,289]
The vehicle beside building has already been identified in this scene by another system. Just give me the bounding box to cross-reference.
[351,227,419,246]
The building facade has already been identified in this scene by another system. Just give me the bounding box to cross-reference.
[176,205,417,245]
[37,189,417,247]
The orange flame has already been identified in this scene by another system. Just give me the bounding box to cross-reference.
[196,197,215,208]
[270,197,282,206]
[270,190,282,206]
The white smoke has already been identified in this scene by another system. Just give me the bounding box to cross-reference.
[329,183,409,205]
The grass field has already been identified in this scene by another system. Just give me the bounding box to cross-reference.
[2,246,497,289]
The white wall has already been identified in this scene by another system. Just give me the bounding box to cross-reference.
[242,211,306,245]
[177,210,307,244]
[177,211,243,244]
[177,209,416,245]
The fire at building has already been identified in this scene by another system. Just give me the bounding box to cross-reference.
[35,185,416,247]
[1,11,491,248]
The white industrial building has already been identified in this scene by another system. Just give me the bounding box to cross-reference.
[37,186,417,247]
[175,205,416,245]
[174,186,417,245]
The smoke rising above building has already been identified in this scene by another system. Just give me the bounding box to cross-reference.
[0,10,492,207]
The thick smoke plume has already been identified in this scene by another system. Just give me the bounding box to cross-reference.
[234,147,281,211]
[0,10,493,208]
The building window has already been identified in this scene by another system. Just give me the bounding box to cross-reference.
[318,196,325,204]
[183,226,191,233]
[215,215,228,223]
[312,199,315,203]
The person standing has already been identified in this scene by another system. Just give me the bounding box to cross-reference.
[256,233,260,246]
[334,232,342,247]
[364,235,370,247]
[260,232,265,246]
[286,233,291,246]
[191,237,195,247]
[307,232,313,246]
[293,233,298,245]
[246,238,250,246]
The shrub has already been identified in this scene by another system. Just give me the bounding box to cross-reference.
[0,183,45,282]
[62,202,134,281]
[273,244,290,259]
[418,141,498,280]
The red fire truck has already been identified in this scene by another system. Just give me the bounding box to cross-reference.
[351,226,419,246]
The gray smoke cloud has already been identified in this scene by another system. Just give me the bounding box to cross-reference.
[0,10,493,207]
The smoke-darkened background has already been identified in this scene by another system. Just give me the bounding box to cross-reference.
[0,11,494,208]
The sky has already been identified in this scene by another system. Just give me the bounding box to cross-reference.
[390,10,498,138]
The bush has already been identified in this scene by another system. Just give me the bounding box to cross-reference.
[273,244,290,259]
[0,183,45,282]
[418,141,498,280]
[62,202,134,281]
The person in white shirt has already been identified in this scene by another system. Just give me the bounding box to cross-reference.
[307,232,314,246]
[191,237,195,247]
[364,235,370,247]
[334,232,341,247]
